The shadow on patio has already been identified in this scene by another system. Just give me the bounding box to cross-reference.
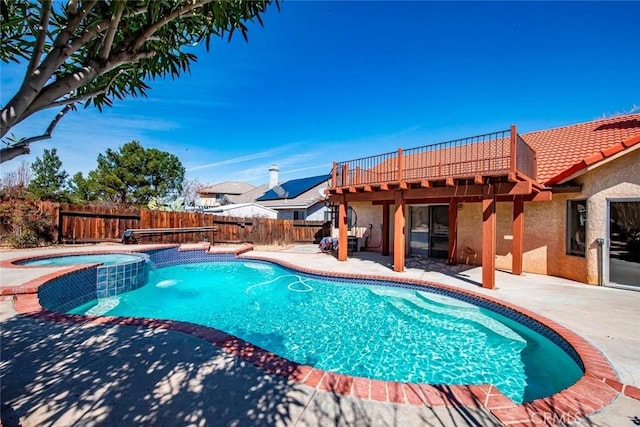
[345,249,482,288]
[1,311,502,426]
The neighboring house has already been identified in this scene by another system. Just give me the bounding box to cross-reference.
[326,113,640,290]
[255,173,330,220]
[197,165,331,220]
[198,181,256,207]
[203,202,277,219]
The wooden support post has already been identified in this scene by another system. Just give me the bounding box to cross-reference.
[338,197,348,261]
[331,162,337,188]
[382,202,390,256]
[448,199,458,265]
[393,190,405,272]
[509,124,517,174]
[342,163,349,187]
[482,185,496,289]
[397,148,404,184]
[512,196,524,275]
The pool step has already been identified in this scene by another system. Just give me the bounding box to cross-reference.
[209,243,254,255]
[176,242,254,256]
[178,242,211,251]
[373,288,525,343]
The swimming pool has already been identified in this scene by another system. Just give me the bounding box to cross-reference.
[68,260,583,403]
[17,253,144,266]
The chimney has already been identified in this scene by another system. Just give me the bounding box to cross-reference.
[268,165,279,189]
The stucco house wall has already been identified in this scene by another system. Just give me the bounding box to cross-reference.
[439,148,640,284]
[342,202,384,249]
[305,202,329,221]
[455,196,587,282]
[275,202,328,221]
[199,196,220,207]
[578,147,640,284]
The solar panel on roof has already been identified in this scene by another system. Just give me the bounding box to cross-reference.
[256,174,329,201]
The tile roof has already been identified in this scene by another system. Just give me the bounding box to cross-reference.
[226,184,268,204]
[521,113,640,185]
[198,181,255,195]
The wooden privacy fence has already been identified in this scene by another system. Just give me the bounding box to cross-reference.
[39,203,325,245]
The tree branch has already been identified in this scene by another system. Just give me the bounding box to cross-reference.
[101,1,125,60]
[66,19,112,61]
[24,50,156,117]
[38,0,100,72]
[132,0,213,51]
[0,0,101,138]
[45,71,124,110]
[26,0,53,77]
[62,0,99,42]
[0,143,31,163]
[25,105,74,144]
[66,0,79,15]
[0,105,74,163]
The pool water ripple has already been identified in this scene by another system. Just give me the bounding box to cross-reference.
[68,260,583,403]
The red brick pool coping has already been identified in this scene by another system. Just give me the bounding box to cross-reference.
[4,248,637,426]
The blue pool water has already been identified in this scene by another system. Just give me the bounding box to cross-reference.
[69,261,582,403]
[20,253,143,266]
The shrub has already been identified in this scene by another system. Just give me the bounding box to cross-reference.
[0,198,55,248]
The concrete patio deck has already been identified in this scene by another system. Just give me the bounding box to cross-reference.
[1,243,639,426]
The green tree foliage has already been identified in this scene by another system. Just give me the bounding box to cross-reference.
[84,141,185,205]
[0,0,277,162]
[28,148,69,201]
[67,171,98,203]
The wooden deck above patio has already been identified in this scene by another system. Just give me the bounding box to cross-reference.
[326,125,553,289]
[327,126,548,201]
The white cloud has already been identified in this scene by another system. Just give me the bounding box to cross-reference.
[186,148,285,172]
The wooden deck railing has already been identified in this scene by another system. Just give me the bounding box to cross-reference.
[331,126,537,188]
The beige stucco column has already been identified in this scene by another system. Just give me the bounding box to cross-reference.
[512,196,524,275]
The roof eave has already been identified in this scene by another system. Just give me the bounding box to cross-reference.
[257,200,323,209]
[545,135,640,186]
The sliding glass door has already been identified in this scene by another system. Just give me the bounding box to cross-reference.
[409,206,430,256]
[408,205,449,259]
[608,200,640,290]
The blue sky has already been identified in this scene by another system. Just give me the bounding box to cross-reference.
[2,1,639,187]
